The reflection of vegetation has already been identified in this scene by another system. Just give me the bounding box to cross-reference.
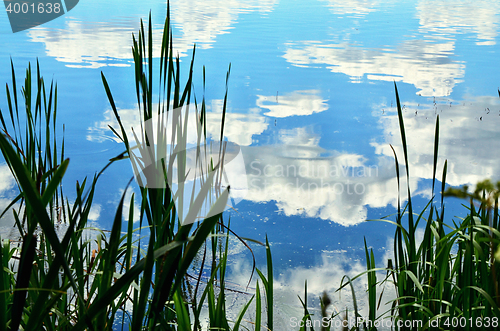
[0,8,273,331]
[320,84,500,330]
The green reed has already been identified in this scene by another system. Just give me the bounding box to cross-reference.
[297,83,500,331]
[0,59,102,330]
[339,83,500,330]
[0,4,271,331]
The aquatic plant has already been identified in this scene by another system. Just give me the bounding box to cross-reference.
[0,57,109,329]
[335,84,500,330]
[0,5,271,331]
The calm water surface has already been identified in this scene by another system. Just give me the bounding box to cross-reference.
[1,0,500,328]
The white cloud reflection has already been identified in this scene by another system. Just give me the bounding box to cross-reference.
[171,0,278,51]
[417,0,500,45]
[238,128,417,226]
[89,90,421,227]
[88,93,500,228]
[28,20,191,68]
[372,95,500,187]
[26,0,278,67]
[319,0,379,17]
[284,39,465,97]
[225,236,399,330]
[206,94,500,226]
[283,0,500,97]
[0,164,18,239]
[88,101,268,147]
[257,90,329,118]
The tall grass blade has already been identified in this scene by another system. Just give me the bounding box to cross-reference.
[298,281,315,331]
[255,281,261,331]
[9,234,36,331]
[364,238,376,328]
[432,115,439,195]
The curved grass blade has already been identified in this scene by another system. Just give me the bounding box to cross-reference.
[233,294,254,331]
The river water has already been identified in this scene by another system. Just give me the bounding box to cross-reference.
[1,0,500,329]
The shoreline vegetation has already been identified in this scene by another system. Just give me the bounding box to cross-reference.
[1,7,500,331]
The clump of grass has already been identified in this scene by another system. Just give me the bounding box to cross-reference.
[0,4,271,331]
[298,83,500,331]
[339,83,500,330]
[0,58,105,330]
